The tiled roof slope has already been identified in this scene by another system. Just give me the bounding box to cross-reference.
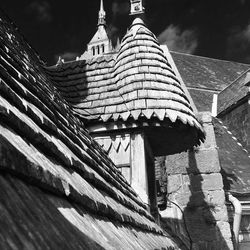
[171,52,250,91]
[171,52,250,112]
[186,88,216,112]
[217,70,250,114]
[48,54,116,120]
[0,10,181,249]
[214,118,250,194]
[48,18,203,134]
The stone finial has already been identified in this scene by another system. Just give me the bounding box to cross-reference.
[98,0,106,26]
[130,0,144,16]
[56,56,64,66]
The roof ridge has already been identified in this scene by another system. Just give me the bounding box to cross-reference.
[48,54,116,69]
[170,50,250,66]
[187,86,220,92]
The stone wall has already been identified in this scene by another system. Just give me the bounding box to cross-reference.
[159,112,234,250]
[219,99,250,153]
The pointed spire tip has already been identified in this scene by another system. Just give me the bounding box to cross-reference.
[98,0,106,26]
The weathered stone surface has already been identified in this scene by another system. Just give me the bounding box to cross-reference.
[167,174,183,194]
[161,111,233,249]
[161,201,232,249]
[185,173,223,192]
[198,111,213,124]
[203,205,229,222]
[201,123,217,147]
[204,190,226,206]
[173,190,226,208]
[166,148,220,175]
[168,173,223,194]
[184,207,230,243]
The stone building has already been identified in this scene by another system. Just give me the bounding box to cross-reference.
[0,0,250,249]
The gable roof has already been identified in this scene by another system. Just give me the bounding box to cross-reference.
[89,25,109,45]
[214,118,250,194]
[0,9,182,249]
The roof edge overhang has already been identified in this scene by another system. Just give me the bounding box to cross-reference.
[86,116,204,155]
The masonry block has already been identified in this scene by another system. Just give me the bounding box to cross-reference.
[202,205,229,222]
[198,111,213,124]
[176,173,223,194]
[200,122,217,149]
[166,148,221,175]
[186,173,224,192]
[181,190,226,208]
[167,174,182,194]
[205,190,226,206]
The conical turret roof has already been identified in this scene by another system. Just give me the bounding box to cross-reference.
[113,18,201,129]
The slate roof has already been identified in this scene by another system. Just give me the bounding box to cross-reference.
[0,10,182,249]
[214,118,250,194]
[217,70,250,114]
[171,52,250,91]
[48,18,203,136]
[170,52,250,112]
[186,88,216,112]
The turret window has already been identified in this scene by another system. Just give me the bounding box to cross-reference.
[92,47,95,56]
[97,45,100,54]
[102,44,105,53]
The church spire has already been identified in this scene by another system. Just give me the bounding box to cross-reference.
[98,0,106,26]
[79,0,112,60]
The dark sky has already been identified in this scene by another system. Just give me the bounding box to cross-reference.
[1,0,250,65]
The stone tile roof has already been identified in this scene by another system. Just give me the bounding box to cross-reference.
[48,18,203,135]
[170,52,250,113]
[217,70,250,114]
[214,118,250,194]
[171,52,250,91]
[187,88,217,112]
[0,10,182,249]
